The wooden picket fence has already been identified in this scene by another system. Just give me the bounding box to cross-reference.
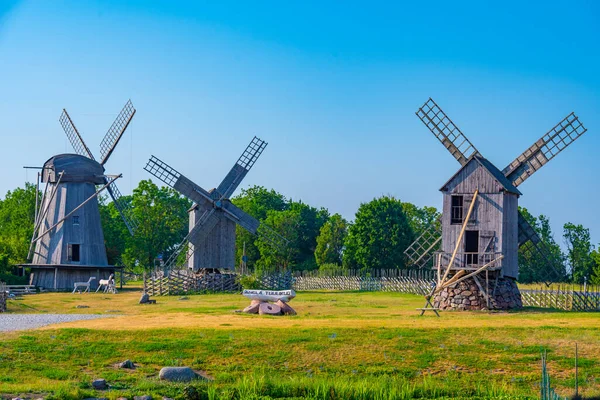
[521,285,600,311]
[144,270,294,296]
[293,269,435,295]
[0,282,7,313]
[145,270,240,295]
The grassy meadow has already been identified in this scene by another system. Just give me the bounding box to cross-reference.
[1,288,599,399]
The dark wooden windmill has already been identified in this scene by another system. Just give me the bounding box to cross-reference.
[405,98,587,311]
[24,100,137,290]
[144,136,285,272]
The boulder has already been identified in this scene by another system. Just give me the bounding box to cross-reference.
[92,378,107,390]
[118,359,135,369]
[275,300,297,315]
[139,293,150,304]
[159,367,203,382]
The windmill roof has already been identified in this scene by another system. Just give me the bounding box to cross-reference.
[440,155,522,195]
[42,153,105,184]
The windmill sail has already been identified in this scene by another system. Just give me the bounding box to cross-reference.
[416,98,480,166]
[59,110,95,160]
[216,136,268,198]
[404,218,442,268]
[99,100,136,166]
[503,113,587,187]
[106,181,138,235]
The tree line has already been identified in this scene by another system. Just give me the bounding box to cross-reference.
[0,181,599,284]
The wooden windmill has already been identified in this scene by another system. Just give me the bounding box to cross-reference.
[144,136,285,272]
[405,98,587,311]
[25,100,138,290]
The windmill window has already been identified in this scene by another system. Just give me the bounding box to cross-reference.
[68,244,80,262]
[72,216,80,226]
[451,196,464,224]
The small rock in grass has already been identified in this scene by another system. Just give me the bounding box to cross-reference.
[159,366,206,382]
[139,293,150,304]
[133,396,152,400]
[76,305,89,308]
[118,359,135,369]
[92,378,107,390]
[178,296,189,300]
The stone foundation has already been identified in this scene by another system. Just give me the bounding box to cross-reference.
[434,276,522,311]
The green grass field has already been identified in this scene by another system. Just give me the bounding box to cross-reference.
[1,289,599,399]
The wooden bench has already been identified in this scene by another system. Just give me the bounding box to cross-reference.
[6,285,36,296]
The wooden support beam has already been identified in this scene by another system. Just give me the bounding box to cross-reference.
[435,256,503,294]
[32,174,120,244]
[440,189,479,285]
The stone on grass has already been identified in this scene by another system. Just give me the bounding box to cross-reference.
[92,378,107,390]
[118,359,135,369]
[242,303,260,314]
[139,293,150,304]
[258,302,281,315]
[159,366,203,382]
[275,300,297,315]
[133,396,152,400]
[76,305,89,309]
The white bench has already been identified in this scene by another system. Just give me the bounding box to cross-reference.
[6,285,36,296]
[73,277,96,294]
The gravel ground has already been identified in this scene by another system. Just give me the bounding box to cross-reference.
[0,314,108,332]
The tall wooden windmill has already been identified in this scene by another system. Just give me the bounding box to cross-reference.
[24,100,138,290]
[145,136,284,272]
[405,98,588,311]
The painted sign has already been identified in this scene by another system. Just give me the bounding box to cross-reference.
[242,289,296,302]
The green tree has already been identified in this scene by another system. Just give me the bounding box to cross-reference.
[255,201,329,272]
[0,183,38,267]
[590,249,600,285]
[517,207,565,283]
[232,186,288,269]
[256,209,301,272]
[99,194,131,266]
[343,196,414,270]
[120,180,190,272]
[401,202,440,238]
[315,213,348,267]
[563,222,594,283]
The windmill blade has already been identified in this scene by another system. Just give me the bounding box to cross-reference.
[404,217,442,268]
[517,211,563,284]
[99,100,136,166]
[106,180,138,235]
[416,98,480,166]
[59,109,95,159]
[221,201,260,234]
[144,156,213,207]
[503,113,587,187]
[216,136,267,199]
[257,223,289,252]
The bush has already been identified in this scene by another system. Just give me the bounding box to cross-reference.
[318,263,347,277]
[237,274,261,290]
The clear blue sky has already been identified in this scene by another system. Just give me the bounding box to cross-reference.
[1,1,599,245]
